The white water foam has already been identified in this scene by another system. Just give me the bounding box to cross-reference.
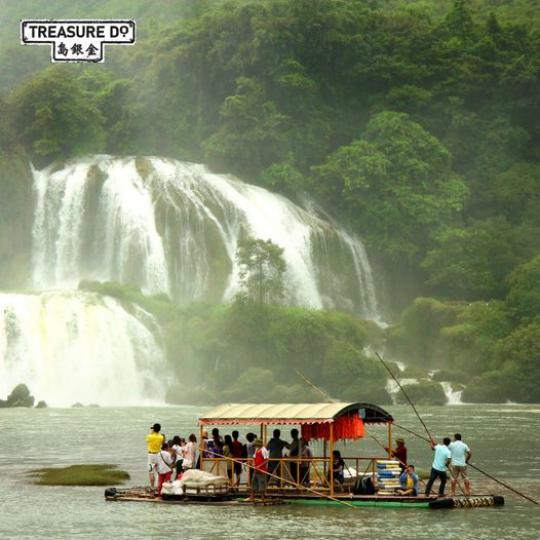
[0,290,166,406]
[30,155,382,320]
[440,382,464,405]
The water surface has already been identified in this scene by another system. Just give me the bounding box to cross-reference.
[1,404,538,539]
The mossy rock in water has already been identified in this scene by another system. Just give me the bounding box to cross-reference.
[0,384,35,408]
[32,464,130,486]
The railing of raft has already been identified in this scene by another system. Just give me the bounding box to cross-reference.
[200,456,389,492]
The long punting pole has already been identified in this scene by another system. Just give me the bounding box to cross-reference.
[374,352,470,497]
[209,450,356,509]
[375,352,433,443]
[393,422,539,505]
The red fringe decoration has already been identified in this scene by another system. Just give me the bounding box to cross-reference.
[301,414,364,441]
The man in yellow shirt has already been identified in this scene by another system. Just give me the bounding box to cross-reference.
[146,423,165,492]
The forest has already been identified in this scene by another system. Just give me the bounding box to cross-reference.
[0,0,539,403]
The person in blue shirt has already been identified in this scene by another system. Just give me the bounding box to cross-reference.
[396,464,419,496]
[424,437,452,497]
[449,433,472,496]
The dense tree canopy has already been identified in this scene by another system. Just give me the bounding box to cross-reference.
[1,0,539,402]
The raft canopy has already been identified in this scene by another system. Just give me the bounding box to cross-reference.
[198,402,393,441]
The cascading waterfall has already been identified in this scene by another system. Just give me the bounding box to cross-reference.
[0,154,385,405]
[31,155,381,319]
[0,290,166,406]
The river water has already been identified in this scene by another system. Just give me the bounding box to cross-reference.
[0,404,538,539]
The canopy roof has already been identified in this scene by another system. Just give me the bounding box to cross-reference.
[198,402,393,426]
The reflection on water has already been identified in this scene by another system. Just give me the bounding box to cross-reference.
[0,405,538,539]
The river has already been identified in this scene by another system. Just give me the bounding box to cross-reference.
[0,404,538,539]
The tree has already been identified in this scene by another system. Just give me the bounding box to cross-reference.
[422,217,526,300]
[313,111,468,263]
[496,319,540,402]
[236,237,286,304]
[506,254,540,322]
[8,67,105,165]
[203,77,289,177]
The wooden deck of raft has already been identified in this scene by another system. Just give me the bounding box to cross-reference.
[104,486,504,509]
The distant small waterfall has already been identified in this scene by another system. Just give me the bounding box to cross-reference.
[441,382,464,405]
[0,291,166,406]
[30,155,382,320]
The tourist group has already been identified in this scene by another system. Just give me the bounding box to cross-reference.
[146,423,472,499]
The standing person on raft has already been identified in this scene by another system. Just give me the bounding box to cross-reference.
[425,437,451,497]
[146,423,165,493]
[249,439,269,502]
[449,433,472,496]
[156,442,175,496]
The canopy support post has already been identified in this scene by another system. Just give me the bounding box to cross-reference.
[199,424,204,470]
[329,423,334,497]
[323,439,327,478]
[387,422,393,458]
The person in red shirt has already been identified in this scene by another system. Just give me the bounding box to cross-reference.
[384,437,408,471]
[231,430,244,490]
[392,438,408,470]
[249,439,269,501]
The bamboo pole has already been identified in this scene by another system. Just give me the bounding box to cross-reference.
[375,352,433,443]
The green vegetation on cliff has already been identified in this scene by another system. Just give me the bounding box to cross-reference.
[389,255,540,402]
[80,281,390,404]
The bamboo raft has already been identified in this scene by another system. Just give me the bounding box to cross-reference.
[117,401,508,511]
[104,487,285,506]
[104,487,504,509]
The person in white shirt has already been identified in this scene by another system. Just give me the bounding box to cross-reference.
[172,436,185,479]
[449,433,472,496]
[156,442,175,496]
[183,433,198,471]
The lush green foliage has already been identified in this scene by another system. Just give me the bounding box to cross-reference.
[81,282,390,404]
[165,297,390,404]
[389,256,540,402]
[7,68,105,165]
[2,0,538,305]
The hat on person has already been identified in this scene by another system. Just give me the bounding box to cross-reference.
[396,437,405,443]
[151,423,161,432]
[254,438,263,447]
[202,429,209,438]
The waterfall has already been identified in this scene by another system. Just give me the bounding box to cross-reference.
[30,155,381,319]
[441,382,464,405]
[0,291,166,406]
